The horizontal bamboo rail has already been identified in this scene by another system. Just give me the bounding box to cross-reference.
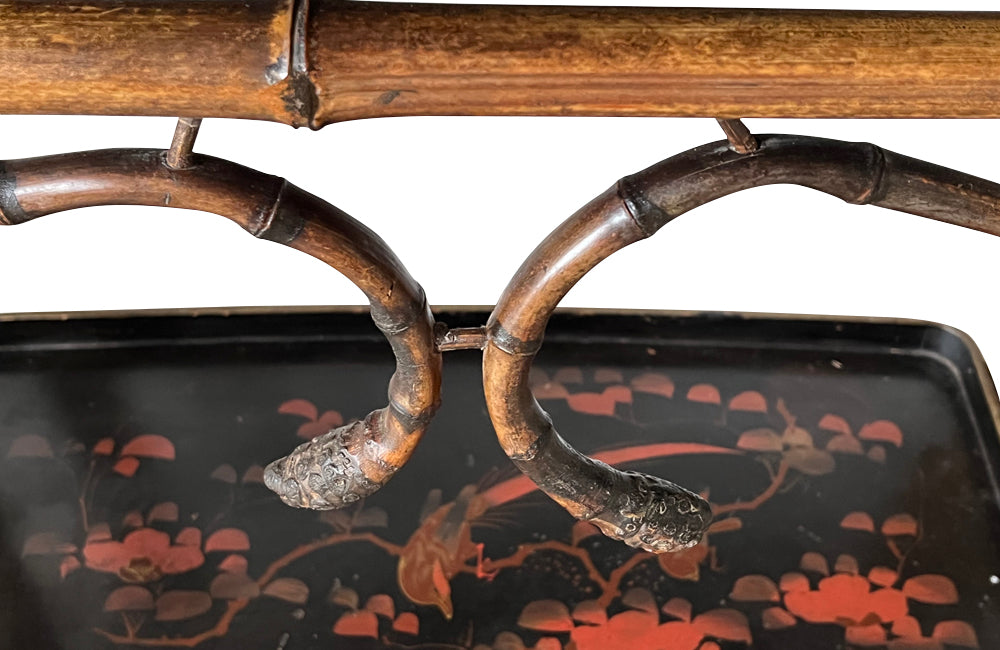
[2,1,1000,127]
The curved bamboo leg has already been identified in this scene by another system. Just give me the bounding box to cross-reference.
[484,133,1000,553]
[0,148,442,510]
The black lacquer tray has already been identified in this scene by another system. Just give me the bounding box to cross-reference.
[1,308,998,650]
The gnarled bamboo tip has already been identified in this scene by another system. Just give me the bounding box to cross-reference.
[0,148,442,508]
[266,414,385,509]
[484,133,1000,553]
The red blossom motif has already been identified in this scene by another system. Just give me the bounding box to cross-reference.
[553,368,583,384]
[209,572,259,600]
[365,594,395,619]
[902,575,959,605]
[818,414,852,436]
[570,610,705,650]
[736,429,783,452]
[278,399,319,421]
[534,380,570,400]
[574,600,608,625]
[566,607,751,650]
[518,600,573,632]
[867,445,888,463]
[392,612,419,635]
[841,511,876,533]
[204,528,251,553]
[147,502,179,524]
[686,384,721,405]
[882,513,919,537]
[883,617,981,649]
[662,598,692,623]
[827,435,864,455]
[729,575,780,602]
[112,457,140,477]
[566,386,632,416]
[517,597,751,650]
[60,556,81,579]
[622,588,659,614]
[858,420,904,447]
[658,538,710,581]
[6,434,54,458]
[779,572,810,593]
[333,611,378,638]
[104,585,155,612]
[297,410,344,440]
[869,566,899,587]
[594,368,624,383]
[92,437,115,456]
[261,577,309,604]
[799,552,830,576]
[846,623,886,646]
[217,554,247,574]
[155,590,212,622]
[37,377,973,649]
[933,620,980,647]
[175,527,201,548]
[784,573,908,626]
[277,398,344,439]
[762,607,796,630]
[728,391,767,413]
[83,528,204,583]
[535,637,562,650]
[629,372,675,399]
[120,435,175,460]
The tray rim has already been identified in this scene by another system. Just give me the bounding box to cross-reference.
[0,304,995,439]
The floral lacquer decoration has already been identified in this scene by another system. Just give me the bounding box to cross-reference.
[3,364,988,648]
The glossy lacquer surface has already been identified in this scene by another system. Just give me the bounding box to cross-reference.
[0,309,998,649]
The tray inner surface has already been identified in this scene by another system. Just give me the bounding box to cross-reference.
[0,310,998,649]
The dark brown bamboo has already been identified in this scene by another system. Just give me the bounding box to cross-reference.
[483,134,1000,553]
[0,148,442,509]
[4,1,1000,126]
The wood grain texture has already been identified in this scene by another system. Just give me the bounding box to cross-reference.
[309,3,1000,124]
[0,0,304,125]
[3,1,1000,126]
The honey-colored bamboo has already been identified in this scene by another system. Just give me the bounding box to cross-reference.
[3,1,1000,127]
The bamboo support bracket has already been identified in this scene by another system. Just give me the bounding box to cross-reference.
[0,148,443,510]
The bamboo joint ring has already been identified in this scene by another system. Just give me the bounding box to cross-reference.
[483,133,1000,553]
[4,133,1000,555]
[0,148,442,510]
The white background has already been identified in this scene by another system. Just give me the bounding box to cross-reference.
[1,1,998,376]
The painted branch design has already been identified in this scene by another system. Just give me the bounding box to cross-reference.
[8,359,985,648]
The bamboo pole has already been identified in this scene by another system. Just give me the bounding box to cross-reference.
[2,2,1000,127]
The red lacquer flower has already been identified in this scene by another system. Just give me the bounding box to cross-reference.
[84,528,204,583]
[784,574,907,626]
[516,596,751,650]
